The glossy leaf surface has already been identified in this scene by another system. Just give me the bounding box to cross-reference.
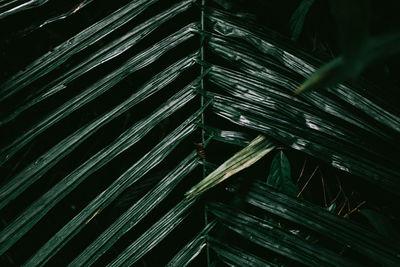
[266,151,298,197]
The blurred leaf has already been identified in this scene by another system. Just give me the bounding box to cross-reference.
[185,135,275,198]
[294,57,347,94]
[289,0,315,41]
[266,151,298,197]
[295,0,400,94]
[331,0,370,59]
[359,209,400,241]
[363,32,400,66]
[295,31,400,94]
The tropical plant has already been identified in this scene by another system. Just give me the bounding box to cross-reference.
[0,0,399,266]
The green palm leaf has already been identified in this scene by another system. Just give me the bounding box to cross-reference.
[0,0,399,266]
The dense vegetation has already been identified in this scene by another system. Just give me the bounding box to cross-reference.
[0,0,399,265]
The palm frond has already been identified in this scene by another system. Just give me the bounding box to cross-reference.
[208,202,358,266]
[1,0,399,266]
[70,151,200,266]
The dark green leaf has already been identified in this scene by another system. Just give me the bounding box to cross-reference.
[0,22,197,165]
[296,0,400,93]
[234,180,400,266]
[330,0,370,59]
[0,53,198,211]
[1,1,400,266]
[208,236,279,267]
[267,151,298,197]
[208,202,359,266]
[166,221,216,266]
[289,0,315,41]
[1,0,195,125]
[24,105,206,266]
[202,18,400,192]
[0,0,162,100]
[108,198,198,266]
[359,209,400,241]
[71,152,200,266]
[0,0,50,19]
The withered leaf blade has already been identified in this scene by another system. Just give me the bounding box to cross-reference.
[185,135,275,198]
